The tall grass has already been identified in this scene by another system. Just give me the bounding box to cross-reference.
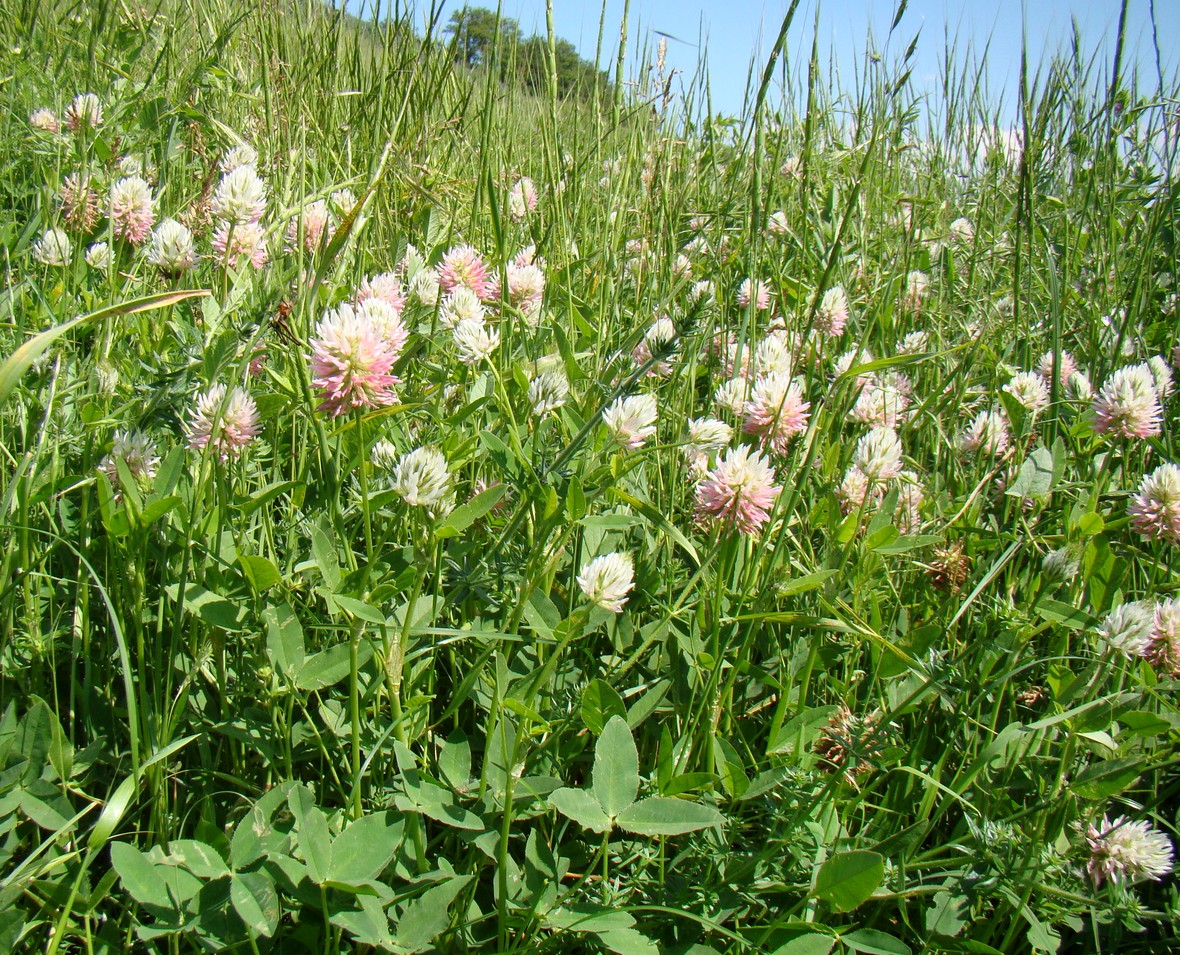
[0,0,1177,951]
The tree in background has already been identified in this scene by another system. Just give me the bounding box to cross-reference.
[444,7,520,69]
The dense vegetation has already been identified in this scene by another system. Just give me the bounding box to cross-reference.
[0,0,1177,951]
[444,6,612,100]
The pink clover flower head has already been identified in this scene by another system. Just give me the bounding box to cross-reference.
[743,372,810,455]
[356,272,406,315]
[508,177,538,220]
[186,384,260,459]
[437,244,493,301]
[61,173,99,232]
[212,220,269,269]
[577,552,635,613]
[603,393,658,450]
[29,108,60,133]
[285,199,333,254]
[1128,463,1180,544]
[836,465,883,514]
[109,176,155,245]
[737,278,770,311]
[310,304,400,417]
[960,410,1009,457]
[695,445,782,536]
[212,165,268,224]
[815,286,849,337]
[65,93,102,132]
[1092,363,1162,439]
[1146,598,1180,676]
[1085,815,1174,887]
[1036,350,1079,389]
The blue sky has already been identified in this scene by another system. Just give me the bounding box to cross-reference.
[351,1,1180,120]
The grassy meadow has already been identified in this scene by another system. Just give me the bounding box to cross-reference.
[0,0,1178,951]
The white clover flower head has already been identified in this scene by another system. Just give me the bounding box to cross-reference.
[439,286,485,330]
[409,268,440,307]
[1086,815,1174,886]
[686,417,732,454]
[715,377,751,417]
[1098,602,1156,657]
[1065,371,1093,401]
[392,447,452,509]
[219,143,258,174]
[99,430,159,485]
[1148,355,1174,399]
[29,108,59,133]
[506,263,545,319]
[833,347,874,379]
[689,280,715,305]
[1042,545,1081,581]
[371,440,399,471]
[815,286,849,337]
[683,416,732,471]
[508,176,538,219]
[65,93,102,132]
[146,218,197,272]
[960,410,1009,457]
[766,211,790,236]
[331,188,358,217]
[528,369,569,417]
[755,335,794,378]
[33,228,71,267]
[949,217,974,243]
[1004,370,1050,415]
[118,155,144,178]
[577,552,635,613]
[854,427,904,480]
[452,317,499,365]
[897,330,929,355]
[85,241,111,270]
[212,165,268,224]
[646,317,677,349]
[603,393,658,450]
[851,383,910,429]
